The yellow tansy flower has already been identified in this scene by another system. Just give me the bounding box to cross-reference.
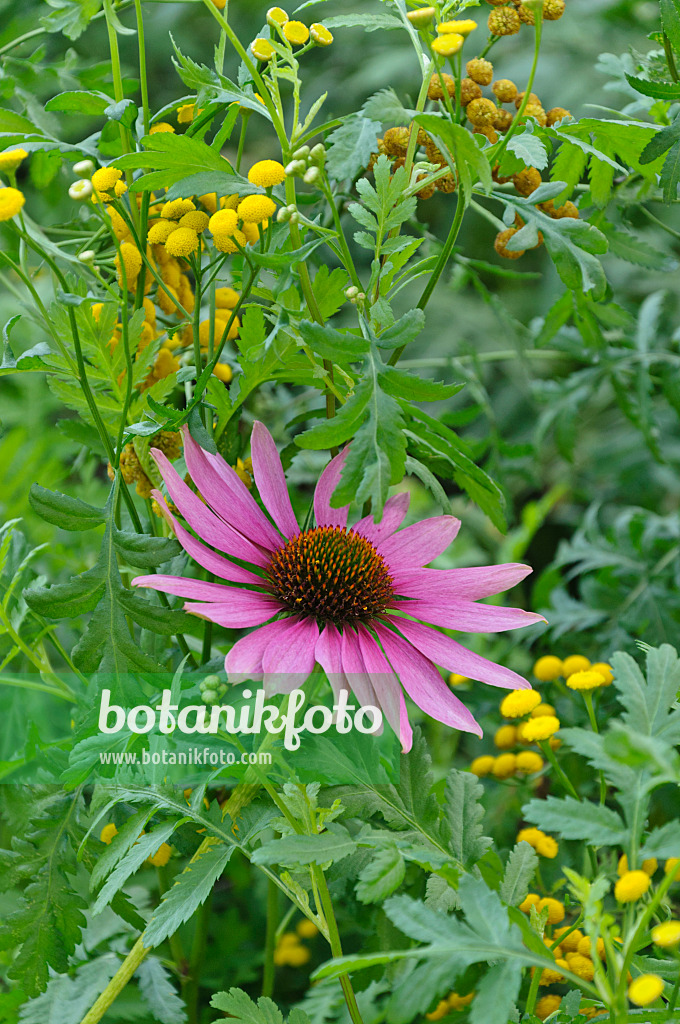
[283,20,310,45]
[628,974,664,1006]
[531,702,556,718]
[500,689,542,718]
[147,842,172,867]
[296,918,319,938]
[519,892,540,913]
[438,20,477,36]
[651,920,680,947]
[115,242,143,288]
[536,897,565,924]
[267,6,288,26]
[248,159,286,188]
[310,23,333,46]
[470,755,495,777]
[237,194,277,223]
[615,870,651,903]
[162,198,196,219]
[177,103,195,124]
[533,655,563,681]
[209,208,239,235]
[0,148,28,172]
[148,220,179,244]
[536,995,561,1020]
[0,186,25,221]
[213,230,247,253]
[179,210,209,232]
[448,672,468,686]
[150,122,175,134]
[521,716,560,741]
[665,857,680,877]
[562,655,591,676]
[215,286,240,309]
[566,670,607,690]
[165,227,199,258]
[494,724,517,749]
[99,823,118,844]
[515,750,544,774]
[617,854,657,877]
[431,33,464,56]
[590,661,613,685]
[491,753,516,779]
[251,38,275,61]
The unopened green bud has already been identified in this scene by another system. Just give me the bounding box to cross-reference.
[407,6,436,28]
[277,205,292,223]
[309,143,326,164]
[285,159,306,176]
[303,166,320,184]
[345,285,359,299]
[292,145,310,160]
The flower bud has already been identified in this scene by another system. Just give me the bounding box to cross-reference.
[289,211,300,225]
[407,6,436,28]
[303,166,320,184]
[77,249,96,263]
[285,159,306,176]
[73,158,95,176]
[69,178,93,201]
[292,146,310,160]
[276,205,291,223]
[345,285,359,299]
[309,143,326,164]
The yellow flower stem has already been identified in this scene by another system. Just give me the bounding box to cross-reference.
[538,739,580,800]
[311,864,366,1024]
[134,0,150,136]
[490,12,543,166]
[199,0,287,150]
[235,109,251,173]
[103,0,139,232]
[616,860,680,1010]
[450,51,462,123]
[582,690,607,804]
[261,878,279,998]
[478,34,500,60]
[523,957,543,1017]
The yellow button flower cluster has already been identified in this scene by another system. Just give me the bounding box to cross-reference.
[425,991,474,1020]
[0,186,25,221]
[251,8,332,61]
[273,918,318,966]
[517,827,559,859]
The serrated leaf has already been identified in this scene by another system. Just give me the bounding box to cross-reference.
[143,839,233,947]
[440,769,491,867]
[29,484,105,532]
[298,321,368,362]
[356,845,405,904]
[522,795,627,845]
[252,827,357,867]
[500,842,539,906]
[137,957,187,1024]
[326,113,381,181]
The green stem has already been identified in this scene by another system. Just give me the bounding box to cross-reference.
[311,866,365,1024]
[184,892,212,1023]
[490,12,543,166]
[523,956,543,1017]
[582,691,607,803]
[78,937,150,1024]
[663,32,679,83]
[262,879,279,998]
[235,111,251,173]
[539,739,580,800]
[134,0,151,136]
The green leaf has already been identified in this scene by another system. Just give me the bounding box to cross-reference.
[252,827,357,867]
[470,959,521,1024]
[522,795,628,845]
[639,115,680,164]
[137,957,187,1024]
[414,114,492,200]
[611,644,680,736]
[299,321,368,362]
[28,484,105,532]
[661,0,680,51]
[625,74,680,100]
[115,132,234,192]
[356,845,406,904]
[112,528,181,567]
[326,113,381,181]
[660,139,680,201]
[322,13,402,31]
[506,123,549,170]
[604,225,677,270]
[500,842,539,906]
[44,90,109,115]
[375,309,426,350]
[440,769,491,867]
[640,820,680,859]
[246,237,328,270]
[143,840,233,947]
[24,491,180,673]
[210,989,303,1024]
[363,88,418,126]
[93,821,181,915]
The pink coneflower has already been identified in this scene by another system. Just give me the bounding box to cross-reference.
[133,423,543,751]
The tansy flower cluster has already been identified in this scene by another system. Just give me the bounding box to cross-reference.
[273,918,319,966]
[469,686,561,780]
[425,990,474,1020]
[250,7,333,62]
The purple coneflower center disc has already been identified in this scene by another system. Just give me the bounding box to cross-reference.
[265,526,394,626]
